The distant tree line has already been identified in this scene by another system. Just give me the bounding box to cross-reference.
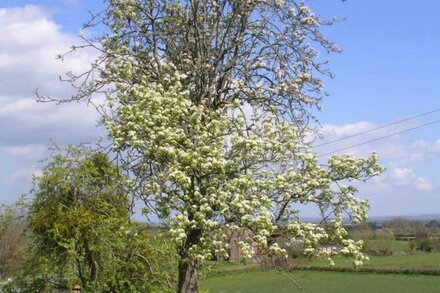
[348,218,440,254]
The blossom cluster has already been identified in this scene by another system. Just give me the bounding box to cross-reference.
[104,70,383,265]
[101,0,384,267]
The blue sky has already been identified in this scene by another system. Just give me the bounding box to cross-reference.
[0,0,439,217]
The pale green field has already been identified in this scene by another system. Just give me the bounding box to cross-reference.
[365,239,411,251]
[201,270,440,293]
[307,252,440,270]
[202,251,440,292]
[205,251,440,272]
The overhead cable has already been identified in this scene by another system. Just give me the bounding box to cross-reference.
[314,107,440,148]
[318,119,440,157]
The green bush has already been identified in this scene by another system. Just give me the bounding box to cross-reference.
[363,231,394,255]
[351,227,395,255]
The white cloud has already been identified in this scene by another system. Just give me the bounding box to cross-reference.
[62,0,80,4]
[389,167,414,186]
[317,121,440,163]
[0,5,102,146]
[316,120,438,199]
[4,144,47,159]
[388,166,432,192]
[317,121,408,159]
[0,5,96,97]
[432,139,440,153]
[321,121,375,138]
[372,142,407,160]
[0,5,103,204]
[9,166,42,183]
[0,97,101,145]
[413,140,431,149]
[415,177,433,192]
[405,152,426,163]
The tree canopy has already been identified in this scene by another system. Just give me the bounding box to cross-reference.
[14,147,176,292]
[45,1,385,292]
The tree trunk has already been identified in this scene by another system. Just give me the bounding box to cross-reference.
[177,259,199,293]
[89,253,98,291]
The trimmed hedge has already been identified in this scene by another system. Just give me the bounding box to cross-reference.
[202,263,440,279]
[292,265,440,276]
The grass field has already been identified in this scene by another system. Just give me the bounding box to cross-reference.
[201,270,440,293]
[201,248,440,292]
[365,239,411,251]
[204,251,440,273]
[389,240,411,251]
[306,252,440,270]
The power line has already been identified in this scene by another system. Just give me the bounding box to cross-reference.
[318,119,440,158]
[313,107,440,148]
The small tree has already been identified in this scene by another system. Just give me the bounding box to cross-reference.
[17,147,176,292]
[412,224,434,252]
[44,1,384,292]
[0,204,28,280]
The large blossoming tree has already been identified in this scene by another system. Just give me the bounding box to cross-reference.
[49,1,384,292]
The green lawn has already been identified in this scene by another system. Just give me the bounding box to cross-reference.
[366,253,440,269]
[390,240,411,251]
[363,239,411,251]
[306,252,440,270]
[201,244,440,292]
[201,270,440,293]
[203,252,440,276]
[204,260,245,270]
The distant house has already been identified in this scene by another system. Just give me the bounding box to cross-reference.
[227,229,304,261]
[228,229,259,261]
[227,228,340,263]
